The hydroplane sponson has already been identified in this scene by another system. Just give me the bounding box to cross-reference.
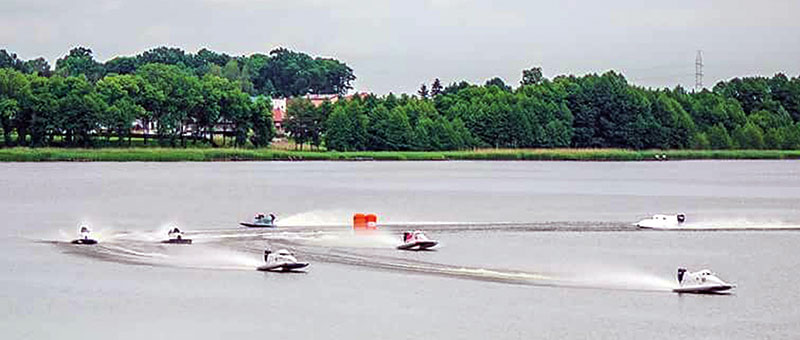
[240,213,277,228]
[636,213,687,229]
[397,230,438,250]
[71,225,98,245]
[673,268,735,294]
[162,226,192,244]
[257,249,309,272]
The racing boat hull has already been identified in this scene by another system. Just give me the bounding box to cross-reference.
[240,222,275,228]
[257,262,309,272]
[673,284,734,294]
[161,239,192,244]
[397,240,438,250]
[71,239,97,245]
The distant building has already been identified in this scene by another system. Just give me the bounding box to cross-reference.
[271,98,287,131]
[304,94,340,107]
[270,93,369,134]
[303,93,369,107]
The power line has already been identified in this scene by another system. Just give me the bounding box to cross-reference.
[695,50,703,91]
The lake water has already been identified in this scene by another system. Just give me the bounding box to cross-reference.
[1,160,799,339]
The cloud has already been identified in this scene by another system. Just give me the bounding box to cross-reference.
[2,0,799,94]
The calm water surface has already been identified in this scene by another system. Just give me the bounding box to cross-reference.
[1,161,799,339]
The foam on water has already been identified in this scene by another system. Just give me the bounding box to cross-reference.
[300,230,399,248]
[559,268,677,292]
[682,218,800,230]
[277,210,354,227]
[48,217,760,293]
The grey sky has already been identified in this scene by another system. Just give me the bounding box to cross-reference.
[2,0,799,94]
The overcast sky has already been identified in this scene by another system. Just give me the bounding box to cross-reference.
[2,0,799,94]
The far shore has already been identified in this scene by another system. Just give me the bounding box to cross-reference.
[1,148,799,162]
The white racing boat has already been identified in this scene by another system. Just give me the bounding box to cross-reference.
[257,249,309,272]
[397,230,438,250]
[71,225,98,245]
[636,213,686,229]
[673,268,735,294]
[162,226,192,244]
[240,213,276,228]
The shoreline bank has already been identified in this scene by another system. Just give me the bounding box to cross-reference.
[1,148,799,162]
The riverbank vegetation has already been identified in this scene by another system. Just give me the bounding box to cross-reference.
[2,47,800,153]
[0,46,354,148]
[1,147,799,162]
[308,71,800,151]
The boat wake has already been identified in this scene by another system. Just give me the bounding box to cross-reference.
[43,217,772,292]
[673,219,800,231]
[52,239,261,271]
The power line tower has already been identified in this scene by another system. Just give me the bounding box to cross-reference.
[695,50,703,91]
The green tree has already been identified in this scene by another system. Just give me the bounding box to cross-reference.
[285,98,323,149]
[194,74,252,147]
[22,58,52,77]
[431,78,443,97]
[544,120,572,147]
[650,92,696,148]
[195,74,226,145]
[0,68,30,145]
[136,63,202,146]
[417,83,429,99]
[412,115,435,150]
[690,132,710,149]
[367,104,412,151]
[748,109,793,131]
[0,50,25,71]
[521,67,544,86]
[768,74,800,122]
[324,105,351,151]
[194,48,231,68]
[259,48,354,97]
[0,98,20,146]
[104,56,138,75]
[95,74,146,145]
[485,77,511,91]
[24,75,58,146]
[250,96,275,147]
[222,60,240,81]
[732,122,765,149]
[714,77,771,114]
[221,86,253,147]
[55,47,105,82]
[139,46,195,68]
[688,91,746,131]
[707,123,733,149]
[54,76,106,146]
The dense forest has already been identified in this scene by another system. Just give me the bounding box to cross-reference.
[285,69,800,151]
[0,46,354,147]
[2,47,800,150]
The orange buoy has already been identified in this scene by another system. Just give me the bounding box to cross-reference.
[366,214,377,230]
[353,213,367,230]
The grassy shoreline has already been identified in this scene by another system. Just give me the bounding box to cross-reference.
[1,148,799,162]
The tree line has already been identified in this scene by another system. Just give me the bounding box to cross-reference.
[285,68,800,151]
[0,46,356,147]
[2,46,800,150]
[3,47,355,97]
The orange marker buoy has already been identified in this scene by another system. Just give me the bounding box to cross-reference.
[353,213,367,230]
[366,214,377,230]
